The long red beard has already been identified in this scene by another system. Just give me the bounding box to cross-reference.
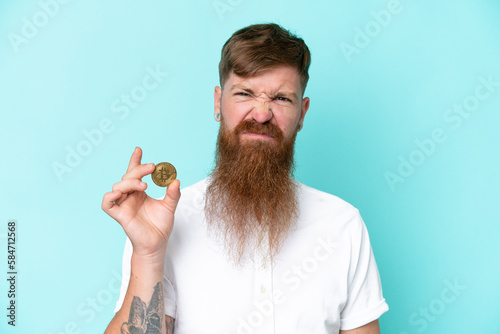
[205,118,299,266]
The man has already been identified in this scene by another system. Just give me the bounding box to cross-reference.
[103,23,388,334]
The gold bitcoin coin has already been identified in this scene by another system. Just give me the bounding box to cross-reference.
[151,162,177,187]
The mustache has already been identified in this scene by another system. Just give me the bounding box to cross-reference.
[233,120,284,140]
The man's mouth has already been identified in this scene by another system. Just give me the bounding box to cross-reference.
[240,132,274,140]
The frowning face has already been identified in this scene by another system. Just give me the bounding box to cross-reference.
[214,65,310,144]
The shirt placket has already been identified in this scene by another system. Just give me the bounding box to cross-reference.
[251,228,275,334]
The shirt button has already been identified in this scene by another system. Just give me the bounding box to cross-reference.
[260,285,267,293]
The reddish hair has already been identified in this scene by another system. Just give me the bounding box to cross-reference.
[219,23,311,94]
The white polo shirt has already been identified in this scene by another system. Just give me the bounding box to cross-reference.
[114,178,389,333]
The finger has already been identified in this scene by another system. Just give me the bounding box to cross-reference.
[162,179,181,214]
[102,190,126,222]
[112,178,148,194]
[114,192,129,206]
[126,147,143,173]
[122,163,155,181]
[102,190,122,212]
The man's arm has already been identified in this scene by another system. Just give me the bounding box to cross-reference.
[340,320,380,334]
[165,315,174,334]
[104,254,170,333]
[101,147,181,334]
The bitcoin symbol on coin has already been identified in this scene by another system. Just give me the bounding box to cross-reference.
[151,162,177,187]
[159,168,169,182]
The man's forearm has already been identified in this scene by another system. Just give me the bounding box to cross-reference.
[105,252,168,334]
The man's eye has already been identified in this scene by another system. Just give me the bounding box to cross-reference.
[236,92,249,96]
[276,96,290,102]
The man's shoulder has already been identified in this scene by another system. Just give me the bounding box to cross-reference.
[295,181,360,221]
[173,177,209,218]
[157,178,207,201]
[296,181,357,209]
[179,177,208,197]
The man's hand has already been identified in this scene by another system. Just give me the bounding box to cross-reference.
[102,147,181,259]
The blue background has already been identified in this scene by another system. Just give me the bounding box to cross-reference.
[1,0,499,333]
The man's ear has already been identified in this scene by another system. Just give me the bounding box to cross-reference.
[214,86,222,121]
[298,96,310,131]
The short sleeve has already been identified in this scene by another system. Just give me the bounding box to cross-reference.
[339,212,389,330]
[163,273,176,317]
[113,237,178,319]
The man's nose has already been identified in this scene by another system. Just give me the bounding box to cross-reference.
[251,101,273,123]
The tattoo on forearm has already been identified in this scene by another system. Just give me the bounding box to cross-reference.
[121,282,165,334]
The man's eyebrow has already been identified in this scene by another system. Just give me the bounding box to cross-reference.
[230,84,298,101]
[230,84,255,95]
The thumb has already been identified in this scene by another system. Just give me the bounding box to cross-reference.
[162,179,181,214]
